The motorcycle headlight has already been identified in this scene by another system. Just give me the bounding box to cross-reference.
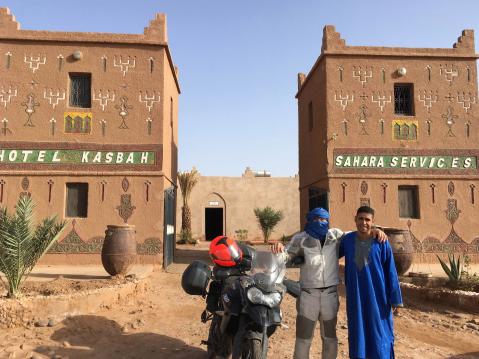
[246,287,282,308]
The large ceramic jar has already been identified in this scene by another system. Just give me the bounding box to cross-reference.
[101,224,137,276]
[382,228,414,276]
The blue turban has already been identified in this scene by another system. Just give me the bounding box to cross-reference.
[305,207,330,239]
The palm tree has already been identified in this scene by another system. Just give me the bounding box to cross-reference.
[254,206,284,243]
[177,168,199,243]
[0,196,67,298]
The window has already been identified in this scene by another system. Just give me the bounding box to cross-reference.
[394,84,414,116]
[66,183,88,217]
[308,101,313,132]
[69,73,91,108]
[398,185,419,218]
[309,187,328,211]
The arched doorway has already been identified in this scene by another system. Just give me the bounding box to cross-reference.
[204,193,226,241]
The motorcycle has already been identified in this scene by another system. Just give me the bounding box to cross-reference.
[182,247,298,358]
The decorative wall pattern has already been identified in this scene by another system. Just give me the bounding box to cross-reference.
[439,64,458,85]
[139,91,160,112]
[115,96,132,129]
[24,54,46,73]
[457,91,476,113]
[392,120,418,140]
[442,106,458,137]
[117,177,135,223]
[0,87,17,108]
[44,89,66,109]
[356,105,369,135]
[93,90,115,111]
[22,93,39,127]
[113,56,136,76]
[334,91,354,111]
[352,66,372,87]
[64,112,92,134]
[418,90,438,113]
[371,91,391,112]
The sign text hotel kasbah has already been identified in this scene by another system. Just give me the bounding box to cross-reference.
[334,154,477,170]
[0,149,155,165]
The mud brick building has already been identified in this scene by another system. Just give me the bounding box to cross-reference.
[0,8,179,266]
[297,26,479,262]
[176,168,300,242]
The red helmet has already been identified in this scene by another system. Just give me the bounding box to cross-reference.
[209,236,243,267]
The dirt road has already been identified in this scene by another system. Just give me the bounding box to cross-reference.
[0,267,478,358]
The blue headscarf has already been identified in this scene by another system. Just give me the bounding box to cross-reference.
[304,207,330,239]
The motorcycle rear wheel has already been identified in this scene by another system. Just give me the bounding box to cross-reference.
[241,338,264,359]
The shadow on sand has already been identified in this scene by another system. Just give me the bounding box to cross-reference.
[28,273,111,280]
[35,315,207,359]
[447,354,479,359]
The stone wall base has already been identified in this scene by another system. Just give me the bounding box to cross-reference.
[0,278,149,329]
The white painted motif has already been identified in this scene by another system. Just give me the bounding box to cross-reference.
[457,92,476,113]
[334,91,354,111]
[24,54,46,73]
[418,90,438,112]
[353,66,373,87]
[0,87,17,108]
[43,89,66,109]
[440,65,458,85]
[139,91,160,112]
[113,56,136,76]
[93,90,115,111]
[371,92,392,112]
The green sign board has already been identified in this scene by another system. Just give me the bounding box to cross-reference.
[0,149,155,165]
[334,154,476,170]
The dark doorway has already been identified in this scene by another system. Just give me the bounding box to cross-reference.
[163,187,176,268]
[205,208,224,241]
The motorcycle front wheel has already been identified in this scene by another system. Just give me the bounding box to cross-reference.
[207,314,232,359]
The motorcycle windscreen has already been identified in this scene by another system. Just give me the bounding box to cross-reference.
[249,251,286,291]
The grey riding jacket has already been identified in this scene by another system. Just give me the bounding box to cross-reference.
[284,228,344,289]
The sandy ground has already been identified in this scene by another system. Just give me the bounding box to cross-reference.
[0,263,478,359]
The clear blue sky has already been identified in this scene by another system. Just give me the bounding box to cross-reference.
[3,0,478,176]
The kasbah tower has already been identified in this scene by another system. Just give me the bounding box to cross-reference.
[0,8,179,266]
[297,26,479,263]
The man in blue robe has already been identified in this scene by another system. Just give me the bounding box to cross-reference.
[339,206,403,359]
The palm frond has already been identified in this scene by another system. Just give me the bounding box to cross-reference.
[177,168,199,206]
[0,197,67,297]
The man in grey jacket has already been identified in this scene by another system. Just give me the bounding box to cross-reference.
[271,207,386,359]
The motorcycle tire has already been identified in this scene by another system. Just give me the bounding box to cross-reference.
[207,314,232,359]
[241,339,264,359]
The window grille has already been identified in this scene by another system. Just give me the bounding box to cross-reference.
[398,185,420,218]
[66,183,88,218]
[394,84,414,115]
[69,74,91,108]
[309,187,328,211]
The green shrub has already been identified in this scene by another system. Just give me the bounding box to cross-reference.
[253,207,284,243]
[437,253,462,288]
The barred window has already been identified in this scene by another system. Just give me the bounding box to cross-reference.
[309,187,328,211]
[398,185,420,218]
[394,84,414,116]
[66,183,88,218]
[69,73,91,108]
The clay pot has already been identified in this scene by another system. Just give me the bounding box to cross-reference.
[101,225,137,276]
[382,228,414,276]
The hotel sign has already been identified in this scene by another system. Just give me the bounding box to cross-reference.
[334,154,477,170]
[0,149,155,165]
